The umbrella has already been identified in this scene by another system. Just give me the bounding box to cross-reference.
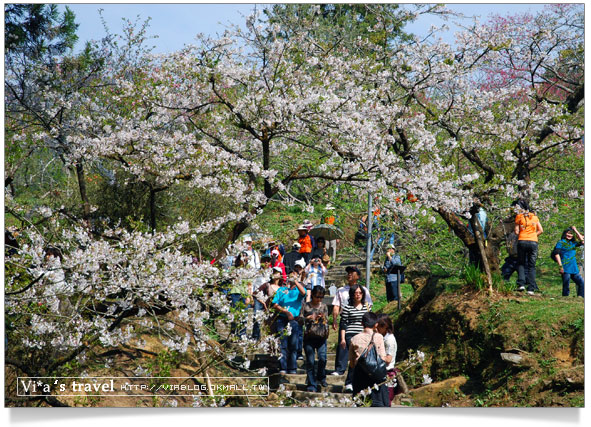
[309,223,344,241]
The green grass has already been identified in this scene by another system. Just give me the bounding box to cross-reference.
[362,274,415,314]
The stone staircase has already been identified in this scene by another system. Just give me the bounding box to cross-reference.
[242,252,396,404]
[250,343,349,402]
[323,251,382,296]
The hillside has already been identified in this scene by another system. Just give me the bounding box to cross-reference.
[382,271,584,407]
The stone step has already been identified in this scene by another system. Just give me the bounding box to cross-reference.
[284,382,346,394]
[279,373,345,387]
[252,353,337,365]
[289,389,351,403]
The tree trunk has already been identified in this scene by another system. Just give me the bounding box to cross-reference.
[149,187,156,234]
[436,207,502,276]
[470,211,493,293]
[75,163,91,225]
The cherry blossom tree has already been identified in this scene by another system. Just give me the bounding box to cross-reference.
[5,4,583,406]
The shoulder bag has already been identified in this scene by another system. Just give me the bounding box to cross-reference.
[356,332,387,383]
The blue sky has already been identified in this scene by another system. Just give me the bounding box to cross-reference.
[59,3,549,54]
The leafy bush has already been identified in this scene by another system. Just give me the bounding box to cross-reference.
[461,263,487,291]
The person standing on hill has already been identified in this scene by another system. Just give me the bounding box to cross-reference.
[554,226,585,298]
[242,235,260,270]
[383,245,402,302]
[270,249,287,282]
[514,200,543,295]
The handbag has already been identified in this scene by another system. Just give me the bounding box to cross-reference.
[356,332,387,383]
[302,303,329,340]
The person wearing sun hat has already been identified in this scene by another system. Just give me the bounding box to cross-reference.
[242,234,260,270]
[297,224,316,265]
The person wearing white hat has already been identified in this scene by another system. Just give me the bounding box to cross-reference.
[242,234,260,270]
[283,242,304,274]
[297,225,316,265]
[270,248,287,281]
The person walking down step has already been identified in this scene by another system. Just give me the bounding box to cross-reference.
[304,256,327,302]
[339,284,371,392]
[349,312,391,407]
[297,224,316,265]
[300,286,330,392]
[377,314,398,404]
[283,242,304,275]
[271,270,306,374]
[331,266,372,377]
[554,226,585,298]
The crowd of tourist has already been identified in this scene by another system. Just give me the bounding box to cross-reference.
[220,220,398,406]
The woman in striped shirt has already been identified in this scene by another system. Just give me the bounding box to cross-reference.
[339,284,371,391]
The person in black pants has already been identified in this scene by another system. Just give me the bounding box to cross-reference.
[349,312,391,406]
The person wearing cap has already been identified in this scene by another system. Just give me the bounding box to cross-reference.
[383,245,403,302]
[283,242,304,275]
[272,265,307,374]
[297,225,316,265]
[331,265,372,376]
[242,235,260,270]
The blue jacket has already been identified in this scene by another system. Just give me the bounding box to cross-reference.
[383,255,402,282]
[555,239,583,275]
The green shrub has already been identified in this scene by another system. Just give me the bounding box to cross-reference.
[461,263,487,291]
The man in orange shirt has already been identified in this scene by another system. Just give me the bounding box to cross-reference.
[297,224,315,265]
[514,200,544,295]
